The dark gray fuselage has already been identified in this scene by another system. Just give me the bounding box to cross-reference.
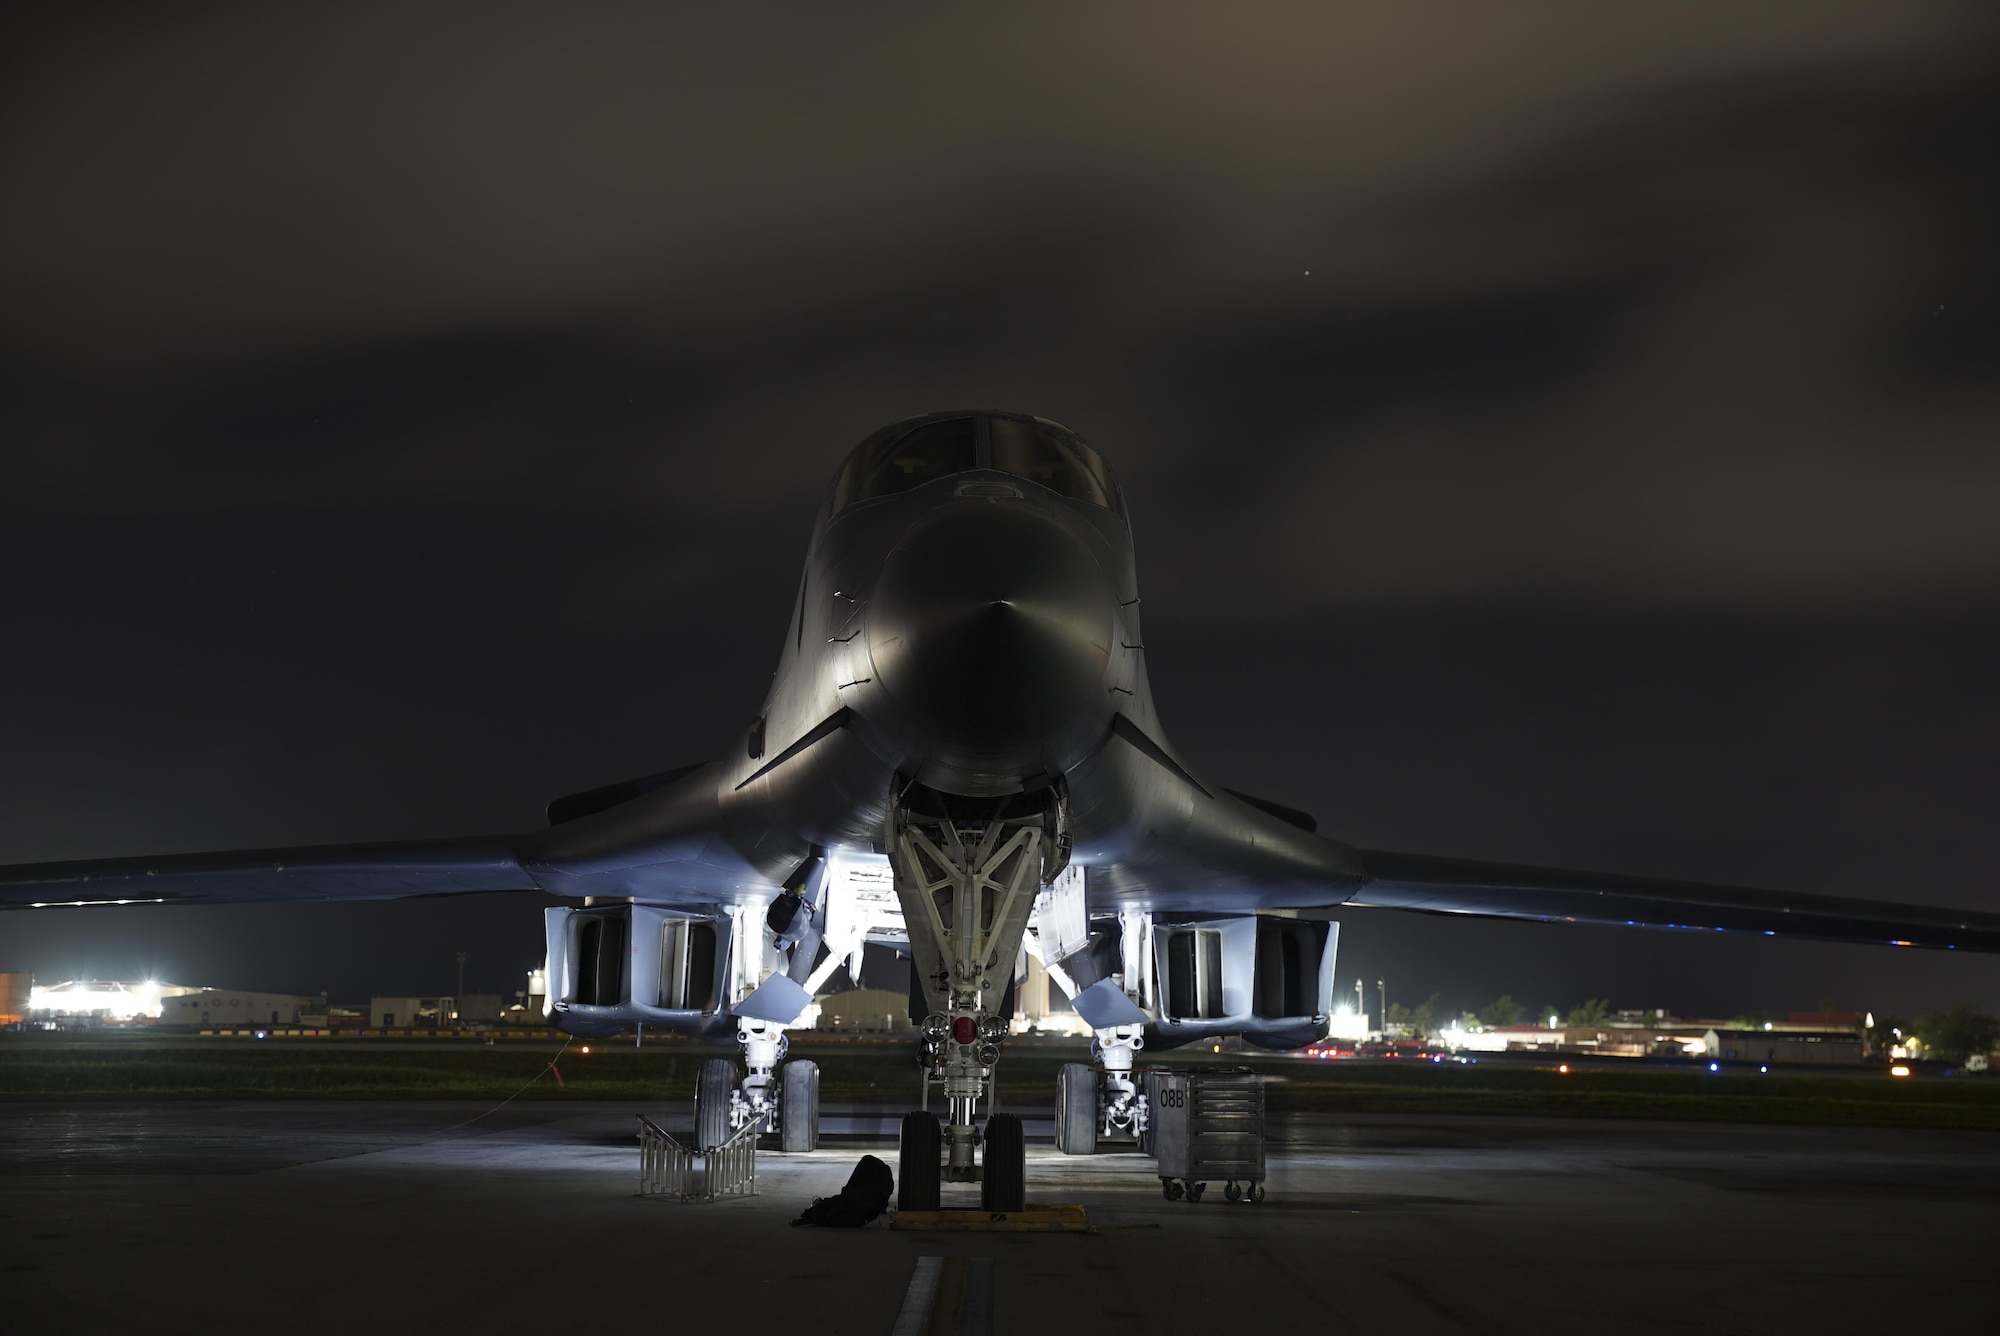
[524,436,1365,916]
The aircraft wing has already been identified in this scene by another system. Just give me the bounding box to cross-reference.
[1348,849,2000,952]
[0,836,540,909]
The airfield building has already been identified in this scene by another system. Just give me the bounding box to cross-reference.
[158,989,323,1028]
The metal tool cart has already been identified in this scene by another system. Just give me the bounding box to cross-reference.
[1148,1068,1267,1202]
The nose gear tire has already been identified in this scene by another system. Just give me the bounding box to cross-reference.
[981,1112,1027,1212]
[898,1110,943,1212]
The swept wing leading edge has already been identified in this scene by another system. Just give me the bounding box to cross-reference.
[1348,848,2000,952]
[0,836,538,908]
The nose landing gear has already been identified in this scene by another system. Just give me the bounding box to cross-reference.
[888,784,1057,1213]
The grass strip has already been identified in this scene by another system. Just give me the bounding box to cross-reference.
[3,1042,1996,1130]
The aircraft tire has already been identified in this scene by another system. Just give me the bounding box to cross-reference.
[779,1060,820,1153]
[981,1112,1026,1213]
[898,1110,942,1212]
[1055,1062,1097,1155]
[694,1057,738,1150]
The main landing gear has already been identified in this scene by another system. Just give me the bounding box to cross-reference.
[1055,1023,1150,1155]
[889,784,1059,1213]
[692,1018,820,1152]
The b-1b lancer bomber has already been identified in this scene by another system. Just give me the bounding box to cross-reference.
[7,410,1999,1208]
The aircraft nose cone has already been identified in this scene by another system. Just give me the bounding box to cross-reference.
[869,504,1115,758]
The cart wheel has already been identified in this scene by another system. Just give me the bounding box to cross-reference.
[1188,1181,1206,1202]
[1249,1182,1266,1204]
[1162,1179,1183,1201]
[1224,1180,1241,1201]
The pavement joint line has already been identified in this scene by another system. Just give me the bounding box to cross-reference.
[959,1257,994,1336]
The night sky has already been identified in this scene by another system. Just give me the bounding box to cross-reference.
[3,6,1996,1020]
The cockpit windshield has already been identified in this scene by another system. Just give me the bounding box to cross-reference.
[830,412,1119,517]
[988,417,1116,509]
[829,417,978,513]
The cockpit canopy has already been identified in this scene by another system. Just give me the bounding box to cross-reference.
[830,412,1119,516]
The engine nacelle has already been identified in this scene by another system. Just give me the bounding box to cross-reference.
[542,904,737,1039]
[1147,914,1338,1051]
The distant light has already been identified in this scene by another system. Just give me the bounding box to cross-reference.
[1890,940,1913,947]
[27,897,167,909]
[1548,1015,1560,1029]
[1763,1022,1773,1031]
[1891,1065,1911,1078]
[1557,1064,1570,1074]
[1759,1065,1768,1074]
[1708,1062,1719,1073]
[580,1045,591,1055]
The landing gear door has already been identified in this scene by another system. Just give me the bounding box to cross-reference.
[1036,864,1090,965]
[822,852,904,978]
[542,907,572,1019]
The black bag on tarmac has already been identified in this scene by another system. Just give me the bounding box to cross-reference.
[790,1154,895,1227]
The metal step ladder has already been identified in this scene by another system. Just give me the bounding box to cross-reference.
[637,1115,758,1201]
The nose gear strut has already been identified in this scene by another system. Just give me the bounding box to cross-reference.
[889,781,1063,1208]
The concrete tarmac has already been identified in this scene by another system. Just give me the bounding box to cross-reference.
[4,1101,1995,1334]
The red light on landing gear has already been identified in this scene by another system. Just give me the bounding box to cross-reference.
[951,1015,978,1045]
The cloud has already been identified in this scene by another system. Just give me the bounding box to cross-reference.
[3,4,1997,1008]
